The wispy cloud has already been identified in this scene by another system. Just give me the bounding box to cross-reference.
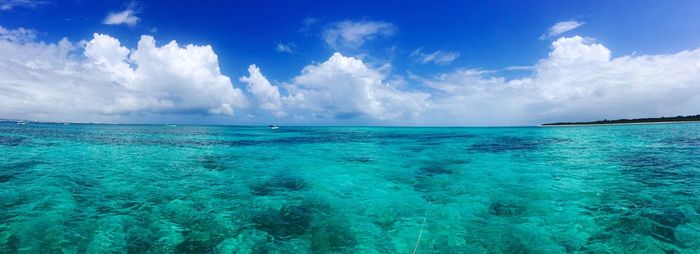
[411,48,460,65]
[0,0,47,11]
[0,25,36,42]
[300,17,319,32]
[322,20,395,49]
[540,20,584,39]
[504,65,534,71]
[275,42,296,53]
[104,6,140,26]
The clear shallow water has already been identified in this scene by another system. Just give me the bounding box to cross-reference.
[0,123,699,253]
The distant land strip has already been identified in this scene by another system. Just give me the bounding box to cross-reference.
[543,114,700,126]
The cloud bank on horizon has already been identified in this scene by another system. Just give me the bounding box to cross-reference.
[1,14,700,125]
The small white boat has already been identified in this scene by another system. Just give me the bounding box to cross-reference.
[17,121,27,125]
[268,125,279,130]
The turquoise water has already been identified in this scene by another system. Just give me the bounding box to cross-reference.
[1,123,699,253]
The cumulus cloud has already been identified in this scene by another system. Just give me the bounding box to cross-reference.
[0,0,46,10]
[239,65,284,116]
[540,20,584,39]
[0,29,246,122]
[237,52,431,122]
[411,48,460,65]
[282,52,429,121]
[415,35,700,125]
[274,42,295,53]
[103,8,140,26]
[323,20,395,49]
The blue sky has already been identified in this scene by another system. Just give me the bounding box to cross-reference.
[1,0,700,125]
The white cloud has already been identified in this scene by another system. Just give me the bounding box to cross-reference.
[0,29,246,122]
[416,36,700,125]
[4,23,700,126]
[0,25,36,42]
[242,36,700,125]
[282,52,429,121]
[411,48,460,65]
[540,20,584,39]
[274,42,295,53]
[238,53,429,122]
[103,8,140,26]
[0,0,46,10]
[239,65,284,116]
[323,20,395,49]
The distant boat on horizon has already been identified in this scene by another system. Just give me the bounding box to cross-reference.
[268,125,279,130]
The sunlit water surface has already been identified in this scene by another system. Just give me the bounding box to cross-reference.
[1,123,699,253]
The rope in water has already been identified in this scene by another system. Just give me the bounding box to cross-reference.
[412,198,430,254]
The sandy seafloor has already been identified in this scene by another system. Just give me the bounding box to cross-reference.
[1,122,699,253]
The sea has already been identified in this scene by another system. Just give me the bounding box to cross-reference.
[1,122,699,253]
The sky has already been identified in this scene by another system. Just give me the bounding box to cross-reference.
[1,0,700,126]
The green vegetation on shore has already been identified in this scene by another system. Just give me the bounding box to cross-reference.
[543,114,700,126]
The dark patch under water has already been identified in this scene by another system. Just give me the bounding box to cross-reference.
[343,156,373,163]
[0,136,25,146]
[412,163,462,204]
[489,201,527,217]
[644,208,689,242]
[0,160,43,182]
[252,204,313,240]
[468,136,569,153]
[616,153,695,187]
[418,164,455,176]
[196,155,232,171]
[469,136,540,153]
[309,218,356,252]
[248,197,356,251]
[0,234,19,253]
[249,175,309,196]
[175,236,219,253]
[585,198,690,247]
